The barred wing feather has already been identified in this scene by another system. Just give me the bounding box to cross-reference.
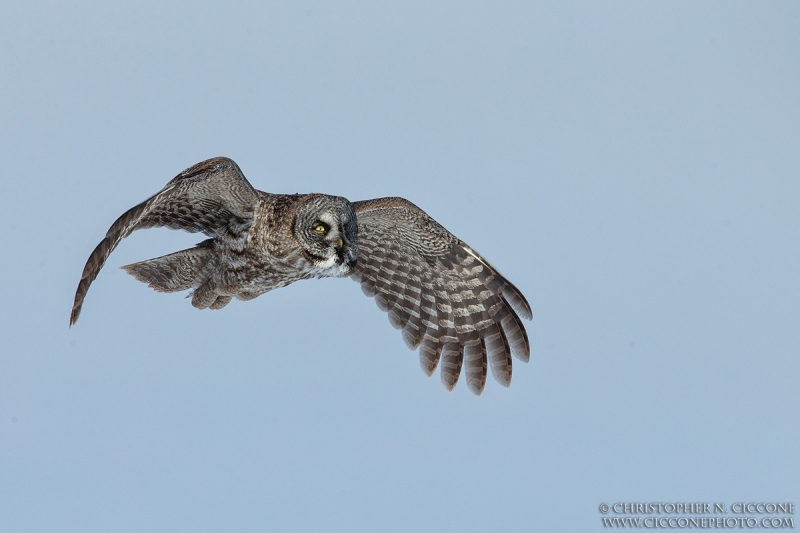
[70,157,258,326]
[350,197,531,395]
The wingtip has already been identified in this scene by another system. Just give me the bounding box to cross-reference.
[69,295,82,327]
[467,383,485,396]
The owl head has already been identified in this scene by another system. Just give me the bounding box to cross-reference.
[293,194,358,277]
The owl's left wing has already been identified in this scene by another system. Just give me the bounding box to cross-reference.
[351,197,532,395]
[70,157,259,326]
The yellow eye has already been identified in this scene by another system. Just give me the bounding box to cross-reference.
[314,224,327,233]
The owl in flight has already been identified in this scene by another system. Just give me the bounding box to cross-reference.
[71,157,531,394]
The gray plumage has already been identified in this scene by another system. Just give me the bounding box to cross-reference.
[71,157,532,394]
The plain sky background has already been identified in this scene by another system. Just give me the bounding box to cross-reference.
[1,1,798,531]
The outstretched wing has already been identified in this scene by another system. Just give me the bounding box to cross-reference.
[350,197,532,395]
[70,157,259,326]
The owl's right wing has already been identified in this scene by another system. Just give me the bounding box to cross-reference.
[70,157,259,326]
[351,197,532,395]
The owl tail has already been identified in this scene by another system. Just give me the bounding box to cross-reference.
[121,241,213,294]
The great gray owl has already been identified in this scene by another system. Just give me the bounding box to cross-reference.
[70,157,532,394]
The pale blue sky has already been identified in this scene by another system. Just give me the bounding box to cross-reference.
[1,2,798,531]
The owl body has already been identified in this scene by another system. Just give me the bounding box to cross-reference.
[71,157,531,395]
[120,189,358,310]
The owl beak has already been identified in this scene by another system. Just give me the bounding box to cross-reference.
[334,235,356,268]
